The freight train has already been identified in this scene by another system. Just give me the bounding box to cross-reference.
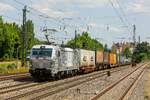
[29,44,131,80]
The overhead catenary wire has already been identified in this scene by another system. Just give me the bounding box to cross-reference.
[7,0,135,45]
[14,1,85,43]
[114,0,132,34]
[12,0,70,40]
[12,0,118,33]
[13,0,76,29]
[0,1,74,45]
[115,0,131,26]
[12,0,132,34]
[7,0,135,31]
[108,0,131,33]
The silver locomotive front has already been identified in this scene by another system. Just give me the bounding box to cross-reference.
[29,45,56,79]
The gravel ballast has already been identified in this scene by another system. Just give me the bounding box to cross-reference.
[43,65,141,100]
[0,63,146,100]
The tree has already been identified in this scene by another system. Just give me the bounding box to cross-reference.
[111,44,117,53]
[0,17,40,61]
[0,21,21,60]
[66,32,103,50]
[132,42,150,63]
[104,44,109,52]
[123,47,132,58]
[25,20,34,50]
[0,16,4,59]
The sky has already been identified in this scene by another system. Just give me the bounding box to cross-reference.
[0,0,150,47]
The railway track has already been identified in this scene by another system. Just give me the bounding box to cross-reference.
[0,82,41,94]
[119,68,145,100]
[4,64,136,100]
[0,65,129,95]
[0,73,30,81]
[0,72,27,77]
[0,82,30,90]
[91,62,149,100]
[30,63,146,100]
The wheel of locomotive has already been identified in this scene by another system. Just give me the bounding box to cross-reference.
[67,71,70,77]
[64,71,67,78]
[55,72,61,80]
[70,70,72,76]
[30,73,39,81]
[32,75,38,81]
[100,64,104,70]
[103,65,105,69]
[74,70,77,76]
[76,70,79,75]
[71,70,75,76]
[45,74,51,80]
[69,71,72,77]
[58,72,61,80]
[68,71,71,77]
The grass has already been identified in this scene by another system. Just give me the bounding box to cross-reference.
[0,61,29,74]
[5,67,29,74]
[144,66,150,100]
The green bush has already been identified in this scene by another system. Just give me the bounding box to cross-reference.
[7,63,17,70]
[0,66,7,73]
[132,42,150,63]
[0,61,29,74]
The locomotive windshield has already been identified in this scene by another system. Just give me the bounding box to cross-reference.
[32,48,52,57]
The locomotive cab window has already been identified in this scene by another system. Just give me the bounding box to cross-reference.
[32,48,53,57]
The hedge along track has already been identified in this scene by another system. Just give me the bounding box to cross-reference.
[0,73,30,81]
[91,62,149,100]
[4,64,141,100]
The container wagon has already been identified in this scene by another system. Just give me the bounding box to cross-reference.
[109,53,117,67]
[103,52,109,69]
[29,44,132,81]
[79,49,95,73]
[96,51,104,70]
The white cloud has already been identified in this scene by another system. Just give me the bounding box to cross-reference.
[127,0,150,14]
[32,1,78,18]
[47,0,108,8]
[88,23,97,27]
[72,0,108,8]
[87,22,126,34]
[0,2,14,12]
[32,0,109,18]
[109,26,125,33]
